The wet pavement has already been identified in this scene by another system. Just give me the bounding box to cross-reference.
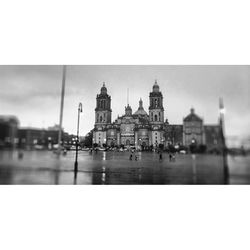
[0,150,249,184]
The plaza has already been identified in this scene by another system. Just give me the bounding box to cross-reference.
[0,150,249,184]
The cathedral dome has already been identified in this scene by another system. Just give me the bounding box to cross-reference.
[101,82,107,94]
[153,80,160,93]
[134,98,148,116]
[183,108,203,122]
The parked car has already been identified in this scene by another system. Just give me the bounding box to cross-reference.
[179,150,187,154]
[52,144,59,149]
[81,147,90,151]
[34,145,44,150]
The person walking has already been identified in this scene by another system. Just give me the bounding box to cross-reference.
[18,149,24,160]
[135,150,138,161]
[159,151,163,160]
[169,153,172,162]
[130,149,133,160]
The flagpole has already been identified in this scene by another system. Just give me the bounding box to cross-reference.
[57,65,66,155]
[127,88,129,105]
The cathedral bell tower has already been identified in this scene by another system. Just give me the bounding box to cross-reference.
[95,83,112,125]
[149,80,165,147]
[93,83,112,146]
[149,80,164,124]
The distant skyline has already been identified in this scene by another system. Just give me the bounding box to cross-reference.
[0,65,249,138]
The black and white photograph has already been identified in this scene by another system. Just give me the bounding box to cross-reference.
[0,65,249,184]
[1,1,250,250]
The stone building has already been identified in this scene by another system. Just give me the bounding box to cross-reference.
[183,108,205,146]
[18,126,75,150]
[93,81,222,151]
[93,81,167,148]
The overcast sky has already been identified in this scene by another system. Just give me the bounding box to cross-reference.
[0,65,249,138]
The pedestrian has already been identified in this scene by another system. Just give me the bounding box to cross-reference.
[159,152,162,160]
[130,151,133,160]
[169,153,172,162]
[18,150,24,160]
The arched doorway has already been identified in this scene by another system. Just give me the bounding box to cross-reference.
[126,139,130,146]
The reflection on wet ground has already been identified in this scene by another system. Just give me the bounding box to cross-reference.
[0,150,249,184]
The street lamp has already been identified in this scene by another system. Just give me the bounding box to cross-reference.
[219,97,229,184]
[74,103,83,173]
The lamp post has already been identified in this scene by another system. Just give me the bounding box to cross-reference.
[219,97,229,184]
[74,103,83,173]
[160,138,165,152]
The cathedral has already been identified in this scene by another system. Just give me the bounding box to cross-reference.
[93,81,222,151]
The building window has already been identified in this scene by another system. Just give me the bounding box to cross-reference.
[155,99,158,107]
[155,114,158,121]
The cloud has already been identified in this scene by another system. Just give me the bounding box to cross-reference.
[0,65,249,137]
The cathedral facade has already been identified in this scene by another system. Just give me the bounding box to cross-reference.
[93,81,222,151]
[93,81,166,148]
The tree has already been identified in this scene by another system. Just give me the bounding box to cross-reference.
[83,130,93,147]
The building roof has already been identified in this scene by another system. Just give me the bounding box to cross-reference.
[133,98,148,116]
[183,108,203,122]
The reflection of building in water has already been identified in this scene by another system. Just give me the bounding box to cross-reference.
[0,115,19,148]
[93,81,223,151]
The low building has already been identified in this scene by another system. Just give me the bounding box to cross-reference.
[0,115,19,148]
[18,126,75,149]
